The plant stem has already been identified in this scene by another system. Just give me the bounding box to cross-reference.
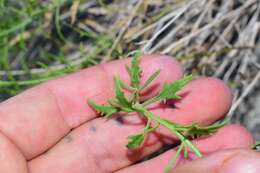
[164,142,185,173]
[0,77,53,87]
[134,103,202,158]
[142,96,159,107]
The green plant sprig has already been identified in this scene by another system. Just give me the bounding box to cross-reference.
[87,51,226,173]
[252,141,260,150]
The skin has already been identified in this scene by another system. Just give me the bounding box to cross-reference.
[0,54,259,173]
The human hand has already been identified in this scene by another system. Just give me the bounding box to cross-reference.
[0,54,259,173]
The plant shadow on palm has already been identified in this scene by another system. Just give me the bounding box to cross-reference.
[87,51,227,173]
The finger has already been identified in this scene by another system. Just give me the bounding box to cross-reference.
[0,132,29,173]
[173,149,260,173]
[116,124,254,173]
[29,77,232,173]
[0,55,182,159]
[163,77,232,126]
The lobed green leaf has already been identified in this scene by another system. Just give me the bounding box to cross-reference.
[87,100,117,118]
[127,133,145,149]
[160,118,226,138]
[130,50,142,88]
[157,75,193,101]
[185,120,227,137]
[114,77,133,112]
[140,69,161,91]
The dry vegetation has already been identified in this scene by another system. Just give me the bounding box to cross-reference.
[0,0,260,139]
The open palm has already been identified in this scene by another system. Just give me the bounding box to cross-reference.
[0,54,259,173]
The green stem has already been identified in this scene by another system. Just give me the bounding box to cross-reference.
[164,142,185,173]
[142,96,159,107]
[144,119,151,132]
[55,1,66,42]
[134,103,202,158]
[0,77,53,87]
[144,121,159,134]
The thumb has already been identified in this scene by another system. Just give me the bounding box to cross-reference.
[174,149,260,173]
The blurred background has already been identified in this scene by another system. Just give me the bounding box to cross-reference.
[0,0,259,140]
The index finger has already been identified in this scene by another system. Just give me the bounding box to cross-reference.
[0,54,183,159]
